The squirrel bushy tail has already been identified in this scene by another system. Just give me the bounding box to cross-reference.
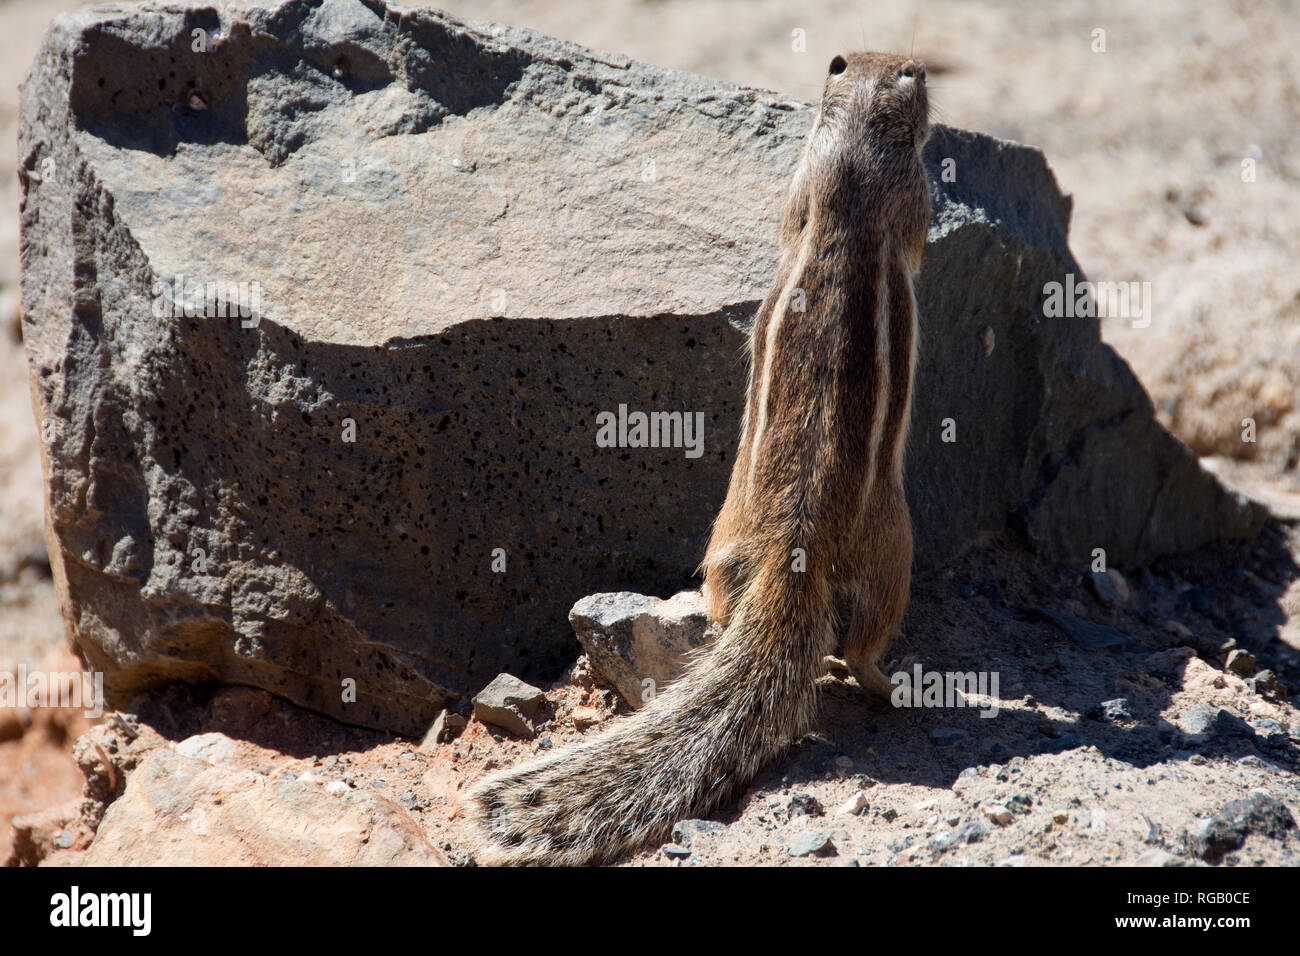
[467,547,836,865]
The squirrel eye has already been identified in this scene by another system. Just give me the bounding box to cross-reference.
[828,55,847,76]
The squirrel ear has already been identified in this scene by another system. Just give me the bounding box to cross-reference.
[828,55,847,76]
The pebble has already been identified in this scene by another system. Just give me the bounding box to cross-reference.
[929,727,968,747]
[1248,670,1288,702]
[928,832,956,853]
[837,792,869,816]
[985,804,1013,825]
[1134,848,1181,867]
[1097,698,1133,723]
[1180,703,1255,739]
[472,673,547,739]
[789,831,833,857]
[788,792,824,817]
[419,709,467,750]
[324,781,350,796]
[956,820,989,844]
[953,767,980,793]
[1225,649,1257,676]
[1248,718,1284,738]
[661,843,692,859]
[672,819,725,847]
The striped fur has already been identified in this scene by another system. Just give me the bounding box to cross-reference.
[468,52,931,866]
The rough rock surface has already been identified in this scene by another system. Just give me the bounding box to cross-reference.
[20,0,1262,733]
[570,590,713,707]
[470,672,545,738]
[83,745,446,865]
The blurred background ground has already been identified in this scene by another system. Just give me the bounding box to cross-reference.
[1,0,1296,861]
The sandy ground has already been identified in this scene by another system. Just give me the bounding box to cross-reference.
[1,0,1297,865]
[29,528,1300,867]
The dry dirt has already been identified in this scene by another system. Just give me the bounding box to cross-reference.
[2,0,1298,866]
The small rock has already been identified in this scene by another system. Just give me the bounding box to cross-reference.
[1135,848,1182,867]
[1051,808,1070,824]
[1145,646,1196,675]
[837,792,869,816]
[788,793,824,817]
[953,767,980,792]
[1179,704,1254,740]
[996,854,1027,866]
[1188,793,1296,862]
[419,709,467,750]
[671,819,725,847]
[985,804,1013,825]
[944,811,962,826]
[661,843,692,859]
[1225,649,1257,676]
[789,831,833,857]
[1249,718,1285,738]
[472,673,547,739]
[324,780,351,797]
[929,726,968,747]
[1236,755,1284,772]
[1097,698,1133,722]
[569,705,604,730]
[1247,670,1288,702]
[928,831,956,853]
[956,820,989,844]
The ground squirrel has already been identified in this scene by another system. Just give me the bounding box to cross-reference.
[469,51,931,865]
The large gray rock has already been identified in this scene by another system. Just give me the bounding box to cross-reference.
[20,0,1261,734]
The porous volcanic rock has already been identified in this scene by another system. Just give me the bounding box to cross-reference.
[20,0,1261,732]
